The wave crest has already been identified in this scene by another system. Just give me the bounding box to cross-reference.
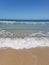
[0,21,49,24]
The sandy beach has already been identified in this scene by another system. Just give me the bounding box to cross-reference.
[0,47,49,65]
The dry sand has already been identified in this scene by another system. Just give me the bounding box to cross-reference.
[0,47,49,65]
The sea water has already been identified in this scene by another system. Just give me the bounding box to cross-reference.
[0,20,49,49]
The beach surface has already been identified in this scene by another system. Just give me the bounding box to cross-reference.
[0,47,49,65]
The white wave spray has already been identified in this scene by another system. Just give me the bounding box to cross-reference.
[0,37,49,49]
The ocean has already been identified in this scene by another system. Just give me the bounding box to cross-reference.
[0,20,49,49]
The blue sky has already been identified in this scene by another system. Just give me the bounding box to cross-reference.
[0,0,49,19]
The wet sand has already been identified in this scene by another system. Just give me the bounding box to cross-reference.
[0,47,49,65]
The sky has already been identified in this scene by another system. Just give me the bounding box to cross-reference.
[0,0,49,19]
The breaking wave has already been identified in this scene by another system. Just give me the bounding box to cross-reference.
[0,30,49,49]
[0,37,49,49]
[0,21,49,24]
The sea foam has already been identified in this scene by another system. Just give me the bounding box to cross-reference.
[0,37,49,49]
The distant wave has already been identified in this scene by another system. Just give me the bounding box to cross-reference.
[0,21,16,24]
[0,21,49,24]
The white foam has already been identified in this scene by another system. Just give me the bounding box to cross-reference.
[0,21,49,24]
[0,21,16,24]
[0,37,49,49]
